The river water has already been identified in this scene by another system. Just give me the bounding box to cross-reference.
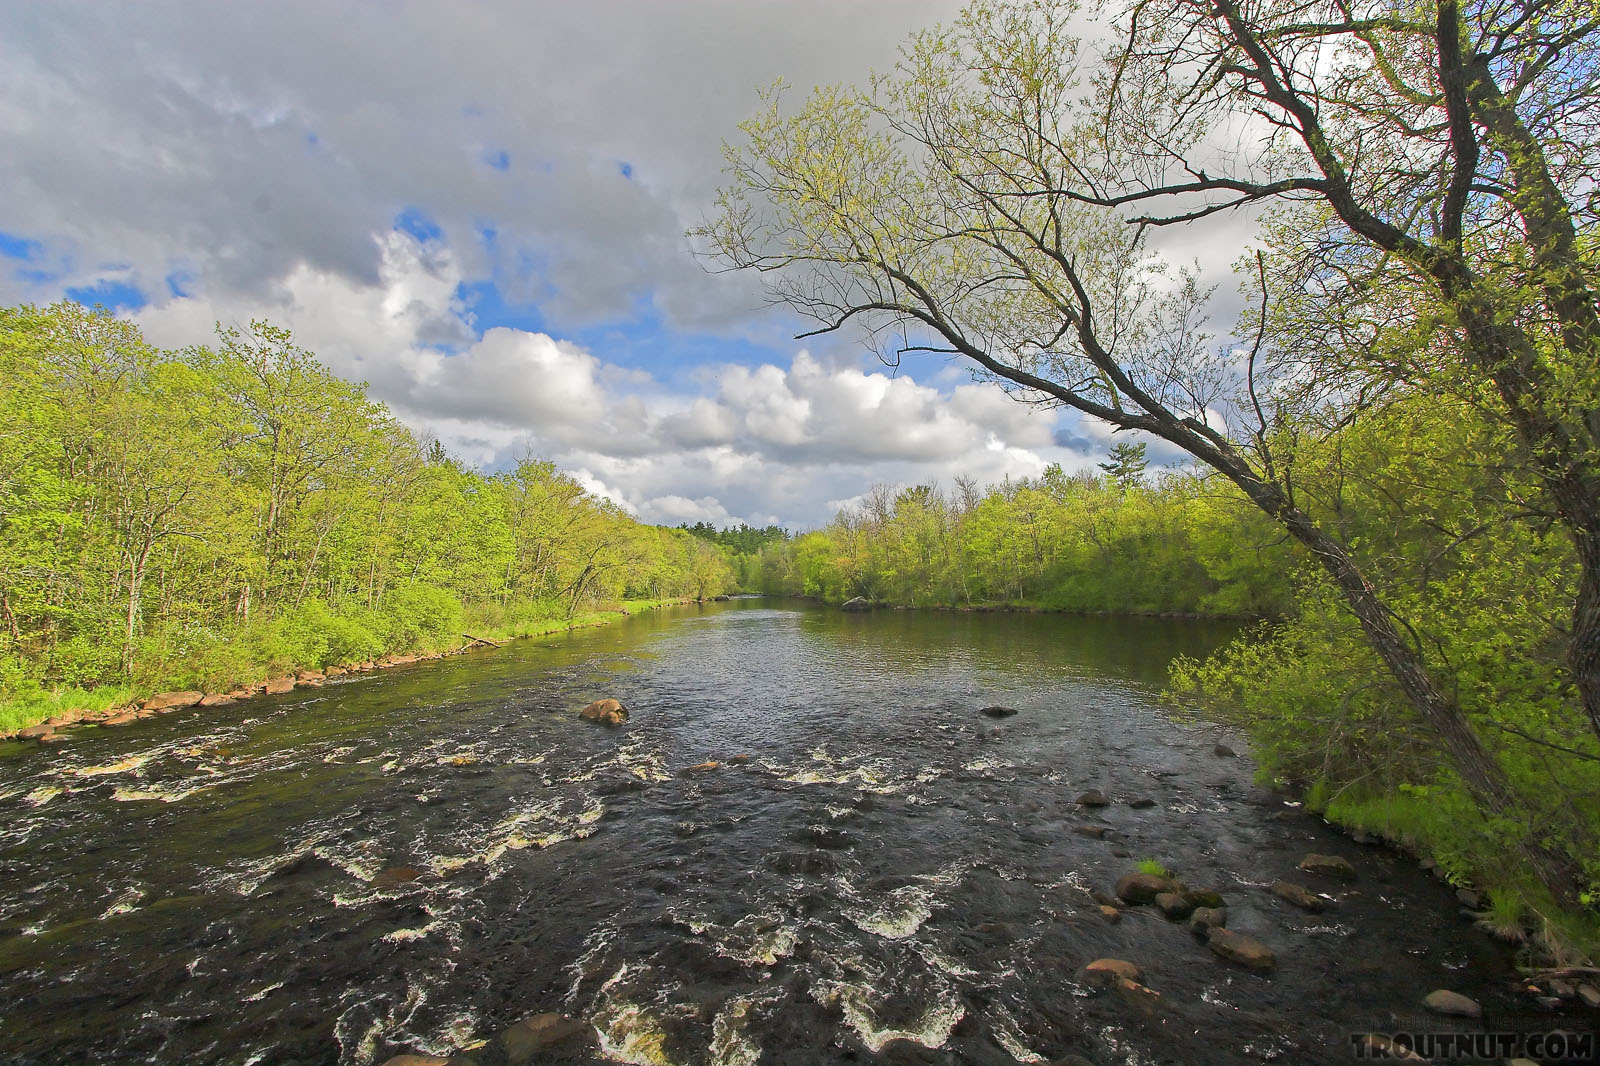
[0,601,1523,1065]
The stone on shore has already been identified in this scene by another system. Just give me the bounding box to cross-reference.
[264,677,296,695]
[104,710,139,726]
[198,693,234,707]
[18,722,54,739]
[1270,880,1326,912]
[579,698,628,726]
[1298,853,1356,880]
[1423,989,1481,1018]
[1206,927,1276,972]
[143,690,204,711]
[840,597,872,612]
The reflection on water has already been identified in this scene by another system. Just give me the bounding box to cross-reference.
[0,601,1517,1065]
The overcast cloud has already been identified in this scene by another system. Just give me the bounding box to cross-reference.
[2,0,1219,528]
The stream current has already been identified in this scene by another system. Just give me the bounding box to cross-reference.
[0,601,1523,1065]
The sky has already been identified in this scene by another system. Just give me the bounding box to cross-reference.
[0,0,1240,529]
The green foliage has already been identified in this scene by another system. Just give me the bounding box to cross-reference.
[0,303,736,728]
[1135,858,1172,878]
[754,469,1294,616]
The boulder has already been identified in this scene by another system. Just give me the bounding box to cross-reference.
[1078,958,1142,988]
[1115,873,1179,905]
[325,666,348,677]
[264,677,296,695]
[499,1013,596,1064]
[198,694,235,707]
[980,705,1018,718]
[1097,905,1123,924]
[1455,887,1483,909]
[295,669,324,682]
[1206,927,1276,972]
[17,722,54,739]
[1188,906,1227,934]
[1153,891,1194,920]
[1423,990,1481,1018]
[680,760,720,776]
[840,597,872,612]
[103,710,139,726]
[1125,797,1157,809]
[1073,825,1108,840]
[1298,853,1357,880]
[1076,790,1110,807]
[38,731,68,745]
[1213,742,1236,757]
[1270,880,1326,912]
[143,690,204,711]
[579,699,628,726]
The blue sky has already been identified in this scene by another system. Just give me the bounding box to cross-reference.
[0,0,1191,528]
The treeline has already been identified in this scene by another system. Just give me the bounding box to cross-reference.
[749,466,1296,617]
[0,303,733,724]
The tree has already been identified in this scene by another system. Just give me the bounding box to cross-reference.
[701,0,1598,899]
[1098,441,1148,487]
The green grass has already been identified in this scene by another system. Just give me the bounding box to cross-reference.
[0,683,138,734]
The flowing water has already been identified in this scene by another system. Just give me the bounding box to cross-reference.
[0,601,1525,1065]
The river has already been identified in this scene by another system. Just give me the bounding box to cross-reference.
[0,600,1523,1065]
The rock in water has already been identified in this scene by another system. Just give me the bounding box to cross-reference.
[680,760,719,776]
[1114,873,1179,905]
[579,698,629,726]
[1423,990,1482,1018]
[499,1013,596,1063]
[1076,790,1110,807]
[379,1056,448,1066]
[1298,853,1357,880]
[1153,891,1194,919]
[1214,742,1237,757]
[1206,927,1276,972]
[1270,880,1326,912]
[980,705,1018,718]
[1188,906,1227,934]
[840,596,872,611]
[1078,958,1143,988]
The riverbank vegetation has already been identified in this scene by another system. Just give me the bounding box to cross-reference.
[704,0,1600,952]
[0,303,734,732]
[744,467,1294,617]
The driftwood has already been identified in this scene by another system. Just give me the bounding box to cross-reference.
[461,633,505,650]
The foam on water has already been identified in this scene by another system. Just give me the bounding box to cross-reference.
[812,980,965,1054]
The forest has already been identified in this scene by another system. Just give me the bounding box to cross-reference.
[0,302,735,731]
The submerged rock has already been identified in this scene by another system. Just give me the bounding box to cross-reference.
[579,698,628,726]
[1073,825,1108,840]
[499,1012,596,1063]
[1182,888,1225,909]
[980,705,1018,718]
[1298,853,1357,880]
[1270,880,1326,912]
[1423,989,1481,1018]
[1206,927,1276,972]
